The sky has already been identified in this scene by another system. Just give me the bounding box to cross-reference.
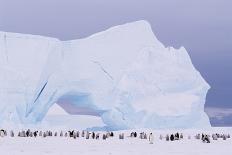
[0,0,231,125]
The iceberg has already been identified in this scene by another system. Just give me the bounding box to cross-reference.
[0,20,211,129]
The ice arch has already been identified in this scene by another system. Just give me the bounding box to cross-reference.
[56,92,104,116]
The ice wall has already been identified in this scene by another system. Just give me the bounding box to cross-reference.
[0,20,211,129]
[0,32,62,124]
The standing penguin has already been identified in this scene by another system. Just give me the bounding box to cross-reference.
[103,134,106,140]
[86,132,90,139]
[149,133,154,144]
[77,131,80,137]
[33,131,38,137]
[10,130,14,137]
[180,133,183,139]
[96,133,100,140]
[159,134,163,140]
[82,131,85,137]
[39,131,42,137]
[0,130,5,137]
[170,134,174,141]
[60,131,63,137]
[144,133,147,139]
[43,132,46,138]
[166,134,169,141]
[92,132,95,139]
[73,132,77,139]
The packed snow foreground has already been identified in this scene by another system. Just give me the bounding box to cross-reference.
[1,128,232,155]
[0,20,210,130]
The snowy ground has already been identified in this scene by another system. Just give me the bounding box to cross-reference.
[0,128,232,155]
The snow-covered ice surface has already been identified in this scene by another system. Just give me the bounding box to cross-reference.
[42,104,106,130]
[0,20,210,130]
[0,128,232,155]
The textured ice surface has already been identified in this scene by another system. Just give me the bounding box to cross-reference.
[0,20,210,129]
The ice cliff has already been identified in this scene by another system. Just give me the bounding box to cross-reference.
[0,20,211,129]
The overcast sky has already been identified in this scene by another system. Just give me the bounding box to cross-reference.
[0,0,231,125]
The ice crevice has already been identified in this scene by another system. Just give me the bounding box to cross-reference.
[92,60,114,81]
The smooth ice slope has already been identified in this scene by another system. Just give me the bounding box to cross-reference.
[0,20,210,129]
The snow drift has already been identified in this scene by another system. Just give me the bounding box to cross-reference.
[0,20,211,129]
